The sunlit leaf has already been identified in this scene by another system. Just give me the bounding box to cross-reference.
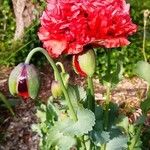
[106,136,128,150]
[135,61,150,84]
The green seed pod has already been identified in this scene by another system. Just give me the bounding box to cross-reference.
[51,81,62,99]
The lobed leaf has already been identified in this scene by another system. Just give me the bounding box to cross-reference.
[106,136,128,150]
[135,61,150,85]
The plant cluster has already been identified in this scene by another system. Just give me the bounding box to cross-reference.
[8,0,150,149]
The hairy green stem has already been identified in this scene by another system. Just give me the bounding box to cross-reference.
[103,50,111,131]
[104,83,111,131]
[142,12,147,62]
[128,125,142,150]
[87,76,95,149]
[87,76,95,112]
[25,47,77,121]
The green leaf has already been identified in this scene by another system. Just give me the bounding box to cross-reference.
[46,98,59,123]
[73,108,95,135]
[116,115,129,133]
[135,116,146,125]
[93,105,104,131]
[0,92,15,116]
[128,125,143,150]
[36,105,46,123]
[108,103,118,128]
[95,105,103,120]
[56,107,95,136]
[141,97,150,113]
[57,135,76,150]
[106,136,128,150]
[75,85,87,102]
[32,124,43,137]
[42,107,95,149]
[46,128,76,150]
[109,127,123,140]
[67,85,86,108]
[91,131,110,146]
[135,61,150,84]
[67,85,79,109]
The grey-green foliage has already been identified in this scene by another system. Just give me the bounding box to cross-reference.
[135,61,150,85]
[90,105,128,149]
[32,96,95,150]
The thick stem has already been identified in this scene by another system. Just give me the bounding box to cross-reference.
[87,76,95,112]
[142,13,147,62]
[106,49,111,81]
[104,50,111,131]
[25,47,77,121]
[104,83,111,131]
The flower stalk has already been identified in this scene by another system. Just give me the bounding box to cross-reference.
[104,49,112,131]
[25,47,77,121]
[142,10,149,62]
[104,83,111,131]
[87,76,95,112]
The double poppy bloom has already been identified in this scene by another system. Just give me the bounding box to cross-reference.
[9,0,138,100]
[38,0,137,58]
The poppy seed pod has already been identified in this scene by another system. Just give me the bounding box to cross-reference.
[51,72,69,99]
[72,48,96,77]
[51,81,62,99]
[8,63,40,100]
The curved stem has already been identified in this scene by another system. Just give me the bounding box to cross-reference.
[87,76,95,112]
[25,47,77,121]
[56,62,65,73]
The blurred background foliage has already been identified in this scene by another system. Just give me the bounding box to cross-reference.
[0,0,150,76]
[0,0,46,66]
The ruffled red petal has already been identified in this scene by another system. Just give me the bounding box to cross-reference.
[38,0,137,58]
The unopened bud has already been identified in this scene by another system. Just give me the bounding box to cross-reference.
[8,63,40,100]
[72,48,96,77]
[51,81,62,98]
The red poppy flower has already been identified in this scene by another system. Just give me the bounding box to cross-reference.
[38,0,137,58]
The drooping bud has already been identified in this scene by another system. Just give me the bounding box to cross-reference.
[51,81,62,99]
[51,72,69,99]
[72,48,96,77]
[8,63,40,100]
[51,62,69,99]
